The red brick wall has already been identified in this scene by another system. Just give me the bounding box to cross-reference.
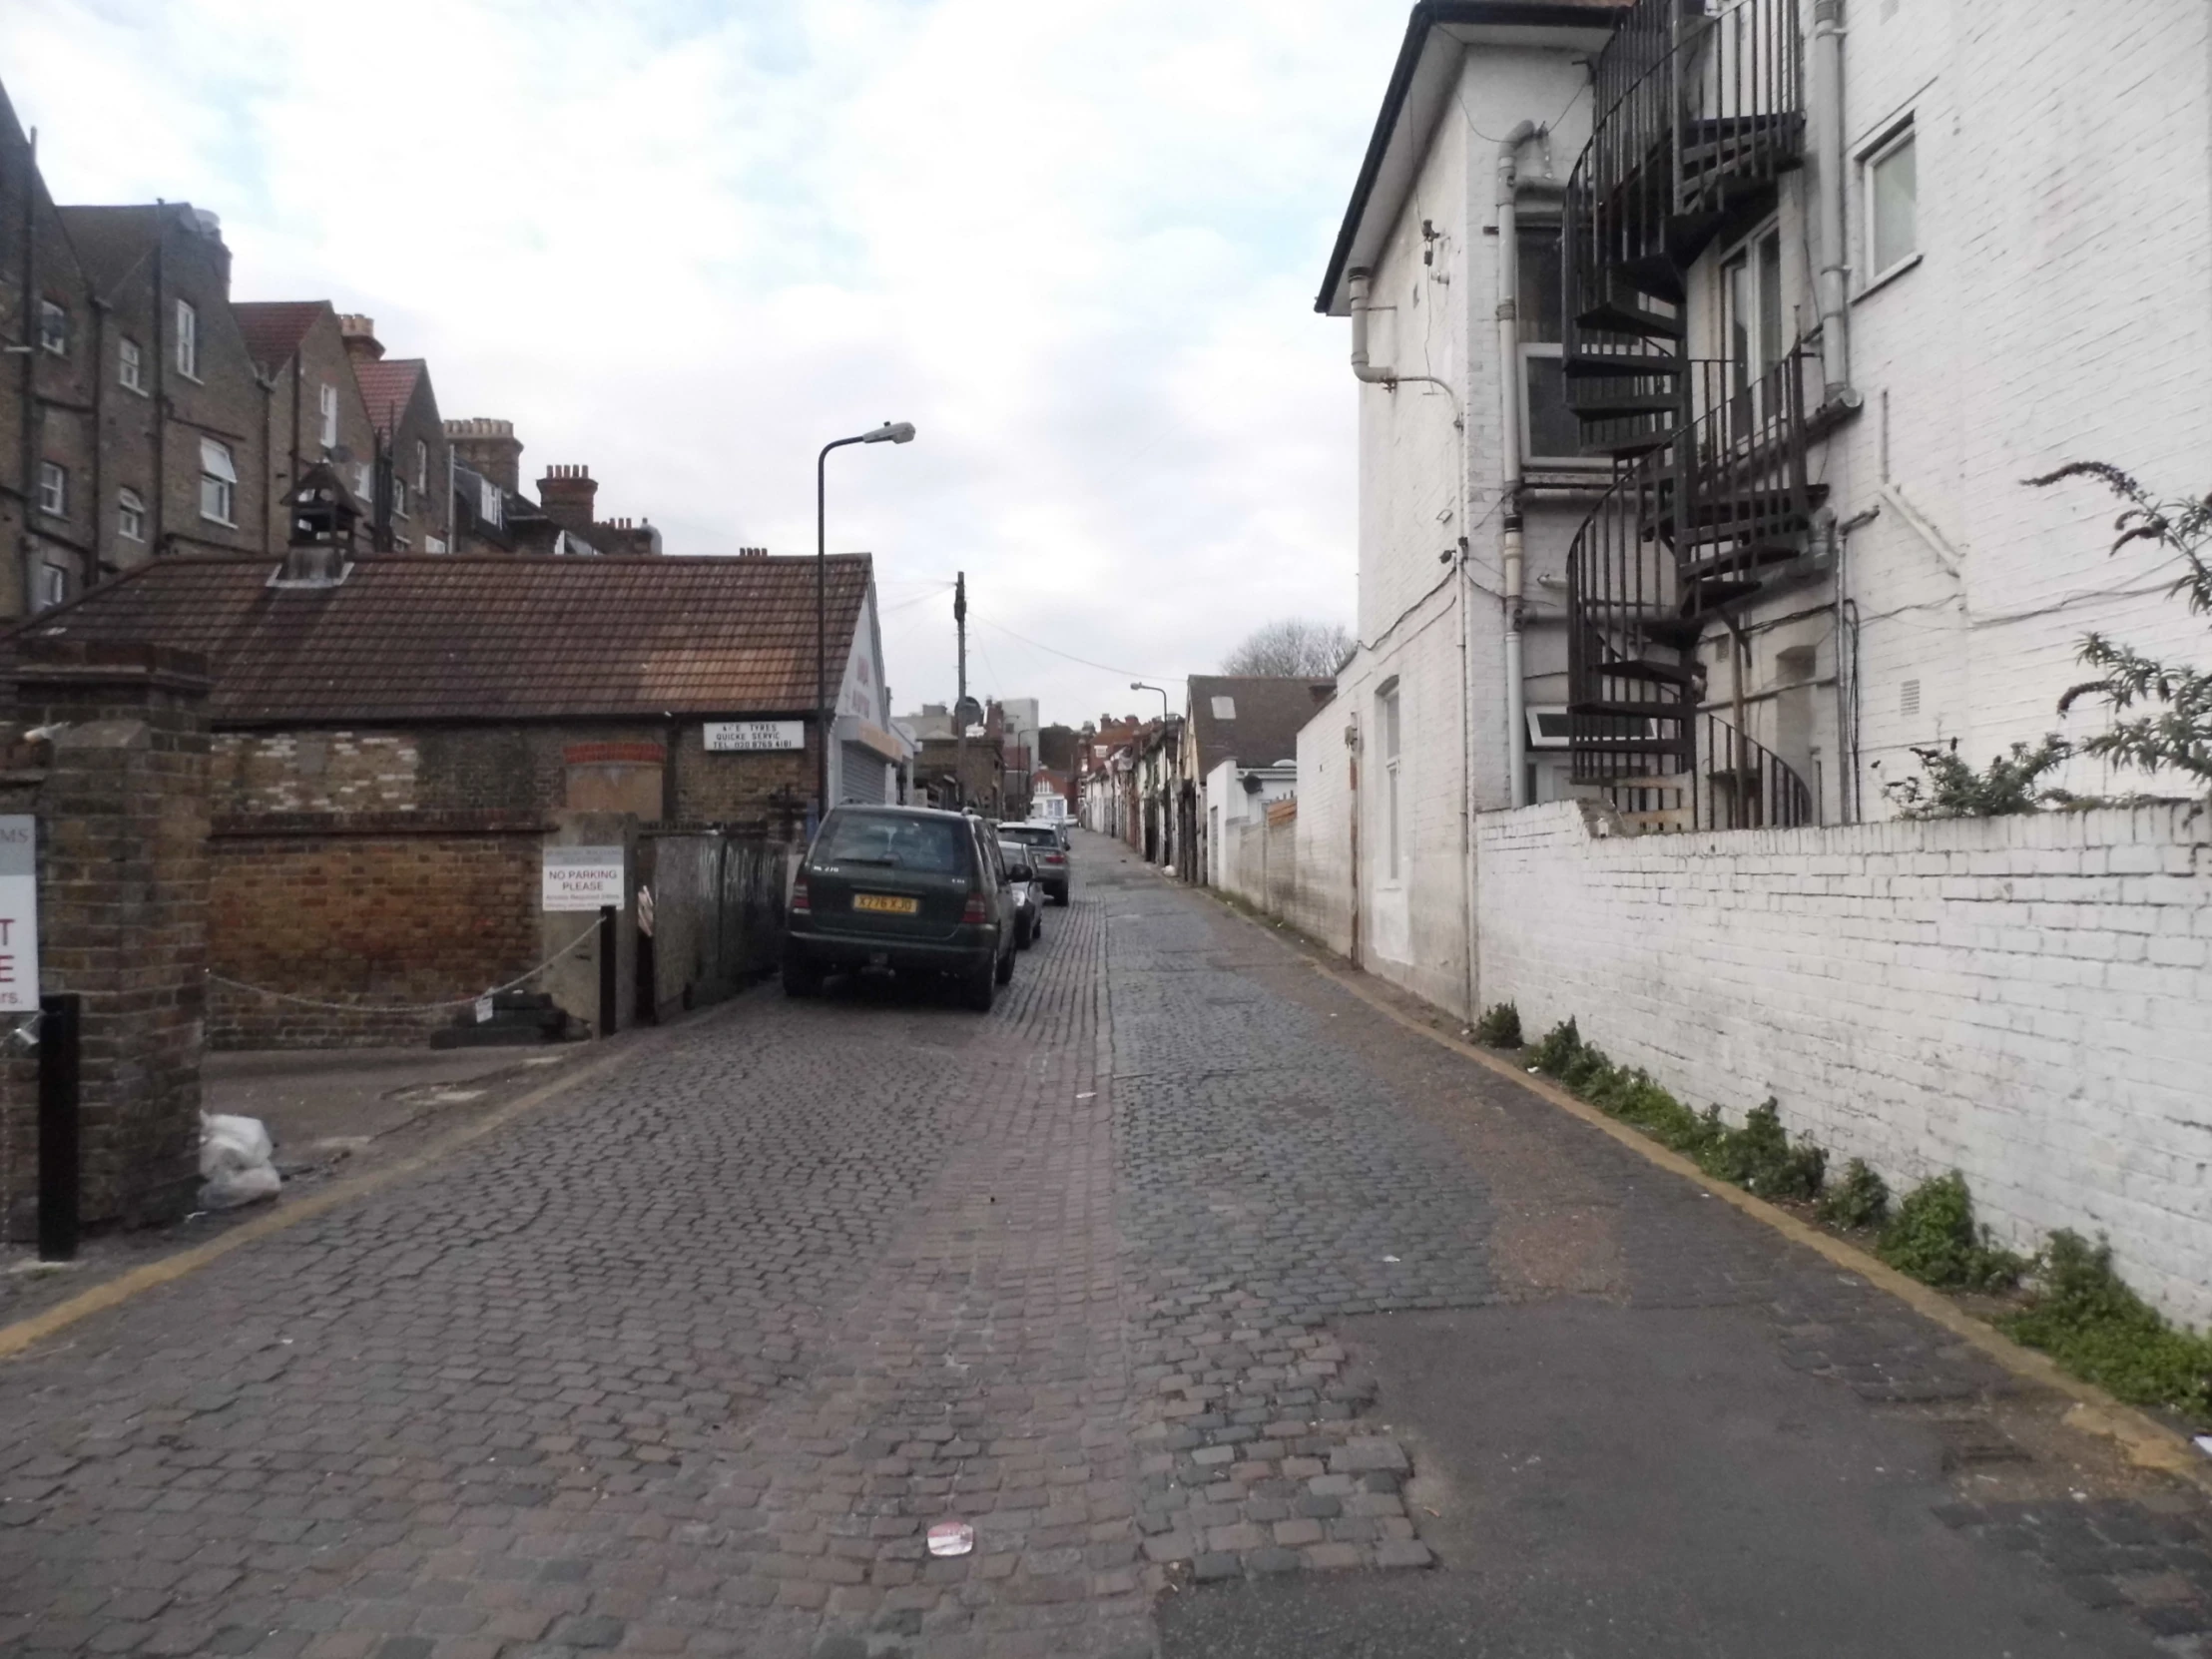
[208,812,541,1048]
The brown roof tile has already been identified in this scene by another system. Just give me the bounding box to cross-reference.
[232,300,329,372]
[7,554,873,725]
[1186,675,1335,773]
[353,358,424,435]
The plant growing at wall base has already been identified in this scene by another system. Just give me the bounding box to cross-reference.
[1473,1002,1523,1047]
[1529,1017,1582,1075]
[1817,1159,1891,1230]
[2030,462,2212,795]
[1877,1172,2028,1292]
[1880,736,2073,819]
[2000,1230,2212,1426]
[1705,1099,1828,1200]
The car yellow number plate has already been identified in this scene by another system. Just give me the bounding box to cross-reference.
[852,892,919,915]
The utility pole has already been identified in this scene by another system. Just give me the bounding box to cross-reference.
[953,571,968,809]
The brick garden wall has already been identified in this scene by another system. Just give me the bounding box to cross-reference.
[1473,802,2212,1326]
[213,722,818,830]
[208,812,542,1048]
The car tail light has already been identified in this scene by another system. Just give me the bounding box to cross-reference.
[962,890,987,924]
[791,877,811,914]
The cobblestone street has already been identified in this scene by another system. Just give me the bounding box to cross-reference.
[3,831,2210,1659]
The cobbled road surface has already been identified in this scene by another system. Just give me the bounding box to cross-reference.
[4,830,2209,1659]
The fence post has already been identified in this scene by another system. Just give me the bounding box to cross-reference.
[598,904,618,1038]
[37,993,81,1263]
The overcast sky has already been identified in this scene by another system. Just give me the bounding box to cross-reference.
[3,0,1393,730]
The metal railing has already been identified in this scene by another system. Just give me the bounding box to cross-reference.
[1566,345,1819,807]
[1562,0,1806,414]
[1603,713,1815,832]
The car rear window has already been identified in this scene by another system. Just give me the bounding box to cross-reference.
[819,813,969,874]
[998,841,1034,871]
[1004,826,1058,847]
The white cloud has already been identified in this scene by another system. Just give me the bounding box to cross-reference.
[4,0,1392,724]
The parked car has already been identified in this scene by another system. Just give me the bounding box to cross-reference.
[999,823,1071,904]
[784,806,1017,1010]
[999,839,1044,948]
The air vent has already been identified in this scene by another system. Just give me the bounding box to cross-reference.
[1901,679,1922,718]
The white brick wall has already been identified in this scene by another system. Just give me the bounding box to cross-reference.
[1475,801,2212,1325]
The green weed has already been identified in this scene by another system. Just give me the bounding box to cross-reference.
[2002,1231,2212,1426]
[1878,1172,2028,1291]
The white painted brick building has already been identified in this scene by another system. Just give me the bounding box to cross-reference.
[1304,0,2212,1002]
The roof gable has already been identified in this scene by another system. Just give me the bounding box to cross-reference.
[233,300,331,372]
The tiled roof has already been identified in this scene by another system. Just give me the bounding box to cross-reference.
[56,205,166,296]
[1186,675,1334,773]
[353,359,424,435]
[6,554,873,725]
[232,301,329,372]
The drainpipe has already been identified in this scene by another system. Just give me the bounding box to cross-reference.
[17,127,37,616]
[1812,0,1856,402]
[1494,120,1542,809]
[1349,269,1462,418]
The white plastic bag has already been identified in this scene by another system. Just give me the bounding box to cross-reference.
[200,1113,281,1210]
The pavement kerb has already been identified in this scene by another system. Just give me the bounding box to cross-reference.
[1176,874,2212,1497]
[0,1026,669,1364]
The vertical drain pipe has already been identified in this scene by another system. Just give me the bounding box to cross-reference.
[1494,121,1541,809]
[1812,0,1855,401]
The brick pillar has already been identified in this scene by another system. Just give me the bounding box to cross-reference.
[0,640,211,1234]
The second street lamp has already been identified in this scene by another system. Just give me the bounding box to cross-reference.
[817,421,916,820]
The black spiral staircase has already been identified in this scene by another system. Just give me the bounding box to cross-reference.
[1559,0,1821,830]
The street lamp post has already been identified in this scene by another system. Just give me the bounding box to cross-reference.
[1131,681,1171,721]
[817,421,916,820]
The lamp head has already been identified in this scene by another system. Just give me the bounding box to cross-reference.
[864,421,916,444]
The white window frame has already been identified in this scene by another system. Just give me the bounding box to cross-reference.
[38,299,67,355]
[38,564,67,611]
[1861,120,1920,290]
[1716,219,1788,434]
[119,335,146,394]
[319,382,338,448]
[1516,221,1605,471]
[414,438,428,494]
[1378,680,1403,883]
[175,298,200,380]
[393,476,409,519]
[36,461,67,517]
[200,437,238,526]
[118,487,146,542]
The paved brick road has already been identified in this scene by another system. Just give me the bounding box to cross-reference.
[2,832,2208,1658]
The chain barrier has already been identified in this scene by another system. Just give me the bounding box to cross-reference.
[204,920,602,1015]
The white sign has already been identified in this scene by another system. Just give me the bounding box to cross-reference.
[542,846,625,912]
[705,720,806,753]
[473,995,494,1024]
[0,817,35,1013]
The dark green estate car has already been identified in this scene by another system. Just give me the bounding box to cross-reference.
[783,806,1017,1011]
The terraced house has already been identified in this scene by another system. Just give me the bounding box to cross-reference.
[1305,0,2212,1013]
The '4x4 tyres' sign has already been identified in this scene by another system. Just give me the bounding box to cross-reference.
[543,846,625,912]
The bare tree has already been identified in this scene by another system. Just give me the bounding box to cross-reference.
[1221,618,1355,677]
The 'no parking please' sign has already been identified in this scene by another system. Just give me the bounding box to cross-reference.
[0,817,37,1013]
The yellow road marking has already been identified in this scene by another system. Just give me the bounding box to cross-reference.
[0,1039,646,1363]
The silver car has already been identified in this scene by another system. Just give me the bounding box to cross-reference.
[998,839,1045,948]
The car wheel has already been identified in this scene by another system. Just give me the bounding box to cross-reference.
[995,942,1016,986]
[782,953,824,998]
[1031,915,1043,943]
[1053,886,1070,906]
[963,965,996,1012]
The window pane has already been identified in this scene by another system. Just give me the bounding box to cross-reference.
[1872,135,1917,273]
[1757,233,1783,369]
[1523,354,1584,460]
[1517,227,1563,344]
